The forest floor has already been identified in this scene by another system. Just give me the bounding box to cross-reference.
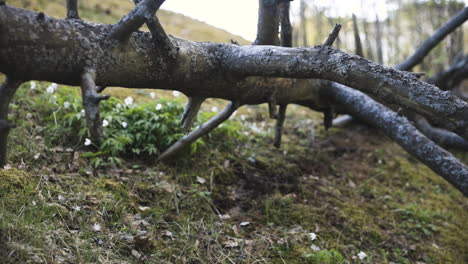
[1,1,468,263]
[1,83,467,263]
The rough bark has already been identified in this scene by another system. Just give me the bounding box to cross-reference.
[327,83,468,196]
[0,78,22,167]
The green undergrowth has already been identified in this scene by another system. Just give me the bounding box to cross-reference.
[1,80,467,263]
[8,82,245,169]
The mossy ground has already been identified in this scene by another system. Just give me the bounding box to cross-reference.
[1,98,467,263]
[2,1,468,263]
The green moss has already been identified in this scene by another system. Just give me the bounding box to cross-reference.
[305,249,344,264]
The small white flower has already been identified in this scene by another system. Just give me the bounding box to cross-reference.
[84,138,92,146]
[310,244,320,251]
[81,109,86,117]
[211,106,219,112]
[92,223,101,232]
[30,81,37,90]
[172,91,180,97]
[32,201,37,206]
[308,232,317,241]
[156,103,163,110]
[102,119,109,127]
[149,92,156,99]
[63,101,71,109]
[46,83,57,93]
[124,96,134,106]
[121,121,128,128]
[33,153,40,160]
[357,251,367,260]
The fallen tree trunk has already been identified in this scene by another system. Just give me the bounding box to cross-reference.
[1,5,467,140]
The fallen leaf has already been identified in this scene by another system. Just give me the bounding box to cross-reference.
[196,176,206,184]
[240,221,250,227]
[131,249,142,259]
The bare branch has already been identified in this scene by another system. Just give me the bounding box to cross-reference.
[430,54,468,90]
[323,24,342,47]
[412,114,468,150]
[0,77,22,167]
[221,45,468,140]
[111,0,165,41]
[352,14,363,57]
[132,0,175,58]
[81,68,109,144]
[181,97,205,133]
[327,83,468,197]
[268,97,278,119]
[66,0,79,19]
[396,7,468,71]
[274,104,287,148]
[375,15,383,64]
[253,0,280,45]
[279,1,292,48]
[159,101,239,161]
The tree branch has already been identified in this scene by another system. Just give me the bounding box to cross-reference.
[412,114,468,150]
[429,54,468,91]
[279,1,292,48]
[111,0,165,41]
[352,14,364,57]
[181,97,205,133]
[159,101,239,161]
[396,7,468,71]
[375,15,383,64]
[253,0,280,45]
[0,77,22,167]
[221,45,468,140]
[327,83,468,196]
[323,24,342,47]
[66,0,80,19]
[274,104,287,148]
[132,0,175,58]
[81,68,109,144]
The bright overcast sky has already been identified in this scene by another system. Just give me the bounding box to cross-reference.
[161,0,403,41]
